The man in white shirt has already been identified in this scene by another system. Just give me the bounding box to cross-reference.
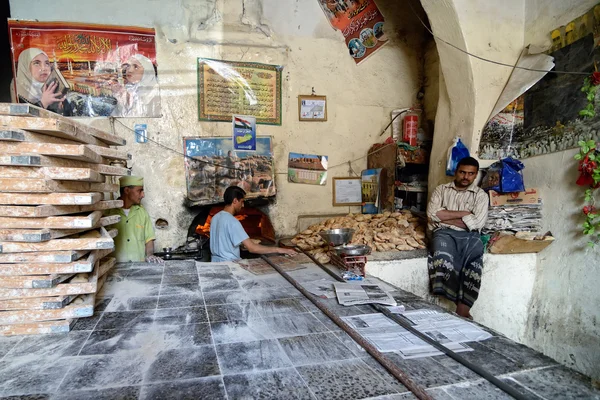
[426,157,489,319]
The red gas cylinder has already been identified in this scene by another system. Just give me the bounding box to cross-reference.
[403,111,419,146]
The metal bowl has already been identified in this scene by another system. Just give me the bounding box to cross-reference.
[333,244,371,256]
[318,228,355,246]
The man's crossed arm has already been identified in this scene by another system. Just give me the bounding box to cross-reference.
[435,210,470,229]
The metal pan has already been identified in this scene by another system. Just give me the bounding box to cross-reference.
[332,244,371,256]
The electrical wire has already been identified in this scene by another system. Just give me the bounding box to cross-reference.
[407,1,590,76]
[112,118,250,173]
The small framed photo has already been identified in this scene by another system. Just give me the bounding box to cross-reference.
[332,177,362,206]
[298,95,327,121]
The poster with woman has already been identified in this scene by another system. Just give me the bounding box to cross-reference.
[8,20,161,118]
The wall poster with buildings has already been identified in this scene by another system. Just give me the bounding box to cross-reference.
[317,0,388,65]
[8,20,161,118]
[479,3,600,159]
[197,58,283,125]
[183,137,275,205]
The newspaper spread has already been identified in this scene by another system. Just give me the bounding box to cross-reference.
[334,283,397,307]
[342,310,492,359]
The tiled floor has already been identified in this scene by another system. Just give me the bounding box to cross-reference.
[0,259,598,400]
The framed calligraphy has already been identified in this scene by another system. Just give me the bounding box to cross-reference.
[197,58,283,125]
[8,20,161,118]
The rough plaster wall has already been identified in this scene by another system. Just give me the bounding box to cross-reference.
[422,37,439,138]
[521,0,600,381]
[10,0,425,247]
[421,0,524,188]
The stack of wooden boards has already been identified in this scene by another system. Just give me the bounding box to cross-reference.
[0,103,130,335]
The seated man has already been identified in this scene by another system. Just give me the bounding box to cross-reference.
[107,176,163,263]
[210,186,296,262]
[426,157,488,319]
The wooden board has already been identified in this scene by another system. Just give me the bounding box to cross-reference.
[0,250,90,264]
[0,257,115,299]
[0,294,78,311]
[0,273,73,289]
[0,211,102,229]
[0,166,104,182]
[0,215,120,242]
[0,142,102,163]
[0,153,130,176]
[0,192,102,206]
[87,145,131,161]
[0,178,117,194]
[0,228,117,253]
[0,249,112,276]
[0,200,122,217]
[0,319,72,335]
[0,103,126,146]
[0,294,94,324]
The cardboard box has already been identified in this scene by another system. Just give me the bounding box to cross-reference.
[489,188,542,207]
[488,232,554,254]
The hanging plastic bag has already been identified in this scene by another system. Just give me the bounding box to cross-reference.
[481,157,525,193]
[499,157,525,193]
[446,137,470,176]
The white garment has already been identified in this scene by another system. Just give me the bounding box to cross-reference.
[113,54,161,117]
[14,48,47,104]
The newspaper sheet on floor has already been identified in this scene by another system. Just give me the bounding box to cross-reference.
[342,309,492,359]
[334,283,397,306]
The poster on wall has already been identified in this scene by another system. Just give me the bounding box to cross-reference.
[317,0,388,65]
[232,115,257,151]
[197,58,283,125]
[479,3,600,160]
[287,152,328,185]
[8,20,161,118]
[183,137,275,205]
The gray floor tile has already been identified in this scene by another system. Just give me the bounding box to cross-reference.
[153,306,208,326]
[206,302,261,323]
[196,265,231,276]
[210,319,273,344]
[122,266,164,278]
[71,313,103,331]
[452,342,521,376]
[510,365,600,399]
[202,290,250,305]
[261,313,329,338]
[223,368,315,400]
[0,337,23,360]
[144,346,220,382]
[312,311,344,331]
[479,336,557,370]
[101,278,161,298]
[278,332,355,366]
[94,310,155,331]
[197,272,235,281]
[58,352,149,391]
[500,377,545,400]
[382,353,465,389]
[334,331,368,357]
[103,296,158,312]
[0,358,70,396]
[157,293,204,309]
[243,287,304,302]
[158,283,202,296]
[426,388,456,400]
[163,261,197,276]
[252,298,310,318]
[431,354,481,382]
[93,298,113,312]
[361,357,411,394]
[238,276,293,291]
[80,323,212,355]
[49,385,140,400]
[139,376,227,400]
[216,339,292,374]
[444,380,514,400]
[297,358,398,400]
[0,394,50,400]
[4,332,89,359]
[200,278,241,292]
[161,274,199,286]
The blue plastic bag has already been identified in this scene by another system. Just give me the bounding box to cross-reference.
[481,157,525,193]
[446,138,470,176]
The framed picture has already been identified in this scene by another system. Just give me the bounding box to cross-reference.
[333,177,362,206]
[298,95,327,121]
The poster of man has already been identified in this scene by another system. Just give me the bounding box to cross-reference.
[9,20,161,118]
